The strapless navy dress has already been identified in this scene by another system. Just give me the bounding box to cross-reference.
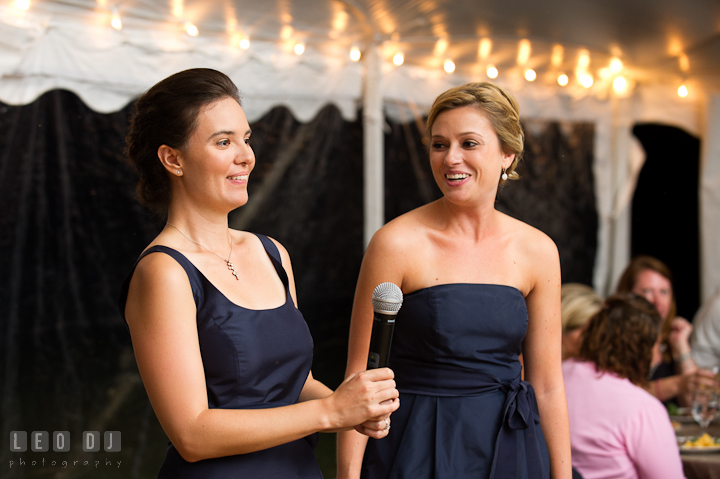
[118,234,322,479]
[361,284,550,479]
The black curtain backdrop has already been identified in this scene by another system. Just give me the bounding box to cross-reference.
[0,90,596,478]
[631,123,701,320]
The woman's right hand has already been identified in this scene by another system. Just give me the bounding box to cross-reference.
[668,317,693,355]
[324,368,399,436]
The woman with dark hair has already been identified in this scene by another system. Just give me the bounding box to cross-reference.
[563,293,684,479]
[118,68,399,478]
[338,82,571,479]
[616,255,713,404]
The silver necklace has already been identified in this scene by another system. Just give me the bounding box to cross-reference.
[166,223,239,280]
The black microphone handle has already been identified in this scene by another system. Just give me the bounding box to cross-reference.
[367,311,397,369]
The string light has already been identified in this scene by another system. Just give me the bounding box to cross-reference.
[612,76,628,93]
[110,7,122,30]
[517,39,531,65]
[280,25,293,40]
[551,45,564,67]
[679,54,690,72]
[185,23,199,36]
[55,8,686,100]
[479,38,492,60]
[434,38,448,56]
[15,0,30,10]
[577,50,590,69]
[350,47,361,62]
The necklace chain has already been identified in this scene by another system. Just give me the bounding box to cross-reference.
[166,223,239,280]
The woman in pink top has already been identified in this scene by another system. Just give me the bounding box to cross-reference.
[562,293,685,479]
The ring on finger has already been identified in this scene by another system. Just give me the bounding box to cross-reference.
[383,418,390,431]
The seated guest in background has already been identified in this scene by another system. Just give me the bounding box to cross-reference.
[563,293,684,479]
[561,283,603,361]
[691,288,720,369]
[616,255,713,404]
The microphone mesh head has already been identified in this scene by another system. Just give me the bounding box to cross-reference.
[371,282,403,314]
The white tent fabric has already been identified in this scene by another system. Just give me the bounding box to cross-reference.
[1,0,718,299]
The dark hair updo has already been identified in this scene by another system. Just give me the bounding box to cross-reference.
[125,68,241,216]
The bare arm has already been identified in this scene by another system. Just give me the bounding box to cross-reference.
[668,317,698,375]
[337,229,406,479]
[521,236,572,479]
[125,252,398,463]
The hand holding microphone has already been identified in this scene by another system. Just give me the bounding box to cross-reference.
[367,282,403,369]
[326,283,404,438]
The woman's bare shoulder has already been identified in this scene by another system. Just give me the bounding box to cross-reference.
[500,213,558,257]
[369,203,436,254]
[131,247,191,292]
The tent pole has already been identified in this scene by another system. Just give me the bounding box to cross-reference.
[363,42,384,248]
[700,94,720,302]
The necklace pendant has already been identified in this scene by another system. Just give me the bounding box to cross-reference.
[226,260,239,280]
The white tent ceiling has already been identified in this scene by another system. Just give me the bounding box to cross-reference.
[1,0,720,299]
[1,0,719,117]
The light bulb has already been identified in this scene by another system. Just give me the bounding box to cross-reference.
[393,52,404,66]
[444,60,455,73]
[524,69,537,81]
[294,43,305,55]
[557,73,569,86]
[239,38,250,50]
[678,84,689,97]
[186,23,199,36]
[350,47,361,62]
[486,65,498,79]
[612,76,628,93]
[580,74,593,88]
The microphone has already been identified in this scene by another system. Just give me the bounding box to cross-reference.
[367,282,403,369]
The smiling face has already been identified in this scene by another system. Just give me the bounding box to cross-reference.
[177,97,255,212]
[429,105,514,206]
[631,269,673,320]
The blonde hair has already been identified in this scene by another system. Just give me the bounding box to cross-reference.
[426,82,523,186]
[561,283,603,332]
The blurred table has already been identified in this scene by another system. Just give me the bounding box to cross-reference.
[677,422,720,479]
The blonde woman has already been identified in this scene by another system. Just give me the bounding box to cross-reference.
[338,82,571,479]
[561,283,603,361]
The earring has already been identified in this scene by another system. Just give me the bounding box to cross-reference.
[177,170,181,175]
[501,168,508,181]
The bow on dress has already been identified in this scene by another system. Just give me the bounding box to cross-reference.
[489,380,548,479]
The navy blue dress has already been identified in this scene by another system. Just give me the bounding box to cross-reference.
[361,284,550,479]
[118,234,323,479]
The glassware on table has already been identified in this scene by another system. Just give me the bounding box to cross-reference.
[691,387,719,430]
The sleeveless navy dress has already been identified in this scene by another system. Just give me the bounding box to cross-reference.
[118,234,323,479]
[361,284,550,479]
